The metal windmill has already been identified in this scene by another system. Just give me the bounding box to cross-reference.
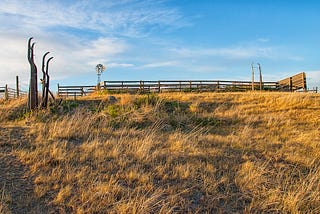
[96,63,106,86]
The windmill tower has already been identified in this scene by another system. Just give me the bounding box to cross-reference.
[96,64,106,89]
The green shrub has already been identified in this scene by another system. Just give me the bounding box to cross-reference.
[107,105,121,118]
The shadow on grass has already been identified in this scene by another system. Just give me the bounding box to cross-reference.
[0,126,57,213]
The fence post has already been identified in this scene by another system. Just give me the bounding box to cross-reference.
[5,84,9,100]
[251,63,255,91]
[303,72,307,92]
[258,63,263,91]
[57,84,60,97]
[158,81,161,93]
[16,76,20,98]
[142,81,144,93]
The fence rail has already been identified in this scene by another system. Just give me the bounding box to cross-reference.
[277,72,306,91]
[57,84,96,97]
[102,80,278,93]
[57,80,279,97]
[0,85,27,100]
[56,72,312,98]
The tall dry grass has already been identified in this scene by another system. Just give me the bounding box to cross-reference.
[1,92,319,213]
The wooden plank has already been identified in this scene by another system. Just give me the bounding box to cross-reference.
[58,85,95,88]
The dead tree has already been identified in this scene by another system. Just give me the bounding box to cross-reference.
[28,37,55,110]
[41,51,50,107]
[27,37,38,110]
[44,56,54,107]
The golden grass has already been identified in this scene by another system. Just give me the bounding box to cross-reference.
[0,92,319,213]
[0,186,12,214]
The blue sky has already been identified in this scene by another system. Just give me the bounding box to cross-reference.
[0,0,319,90]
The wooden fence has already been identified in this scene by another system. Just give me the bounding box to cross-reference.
[57,80,278,97]
[0,85,27,100]
[57,72,312,98]
[277,72,306,91]
[57,84,96,97]
[101,80,278,93]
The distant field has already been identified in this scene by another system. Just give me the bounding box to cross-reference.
[0,92,319,213]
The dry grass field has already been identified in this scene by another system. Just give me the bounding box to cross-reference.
[0,92,319,213]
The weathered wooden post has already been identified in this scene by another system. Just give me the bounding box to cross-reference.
[158,81,161,93]
[4,84,9,100]
[96,83,101,91]
[302,72,307,92]
[139,80,143,92]
[258,63,263,91]
[16,76,19,98]
[251,63,255,91]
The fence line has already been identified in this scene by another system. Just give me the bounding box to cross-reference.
[57,80,279,97]
[277,72,306,91]
[56,72,312,98]
[0,85,27,100]
[102,80,278,93]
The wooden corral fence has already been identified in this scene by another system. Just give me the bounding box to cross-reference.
[0,85,27,100]
[277,72,306,91]
[57,84,96,98]
[101,80,278,93]
[57,80,278,97]
[57,72,312,98]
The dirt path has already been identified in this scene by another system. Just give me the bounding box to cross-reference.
[0,125,54,214]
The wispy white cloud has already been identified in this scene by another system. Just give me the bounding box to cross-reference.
[169,45,303,61]
[141,61,178,68]
[0,0,187,37]
[107,63,134,69]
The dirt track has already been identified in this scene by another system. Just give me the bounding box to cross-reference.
[0,125,53,214]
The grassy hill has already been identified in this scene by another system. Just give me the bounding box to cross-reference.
[0,92,319,213]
